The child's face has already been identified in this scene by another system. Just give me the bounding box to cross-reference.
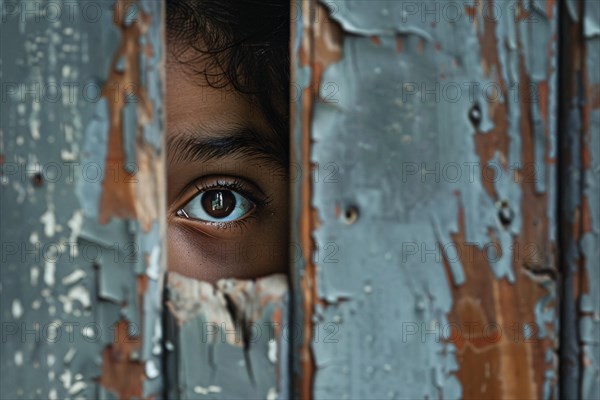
[165,55,289,282]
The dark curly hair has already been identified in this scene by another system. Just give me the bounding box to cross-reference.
[166,0,290,162]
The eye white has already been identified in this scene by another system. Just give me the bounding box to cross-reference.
[179,190,255,222]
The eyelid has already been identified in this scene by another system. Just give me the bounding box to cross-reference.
[172,175,272,229]
[178,189,256,223]
[170,175,262,212]
[173,175,268,212]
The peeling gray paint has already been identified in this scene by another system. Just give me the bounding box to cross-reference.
[0,1,166,398]
[520,4,552,82]
[294,0,561,398]
[322,1,432,40]
[580,2,600,395]
[307,1,485,397]
[584,0,600,38]
[519,3,555,195]
[122,100,138,171]
[496,0,522,170]
[76,99,109,219]
[165,272,289,399]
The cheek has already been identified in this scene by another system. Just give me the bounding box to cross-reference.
[167,223,288,283]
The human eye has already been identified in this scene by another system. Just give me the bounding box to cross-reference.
[175,176,267,227]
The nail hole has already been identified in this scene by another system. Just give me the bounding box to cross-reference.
[497,200,513,226]
[32,172,43,187]
[468,103,482,127]
[342,206,359,225]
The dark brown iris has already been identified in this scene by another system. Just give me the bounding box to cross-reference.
[201,190,236,219]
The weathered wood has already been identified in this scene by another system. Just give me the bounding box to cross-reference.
[292,1,560,398]
[559,1,600,398]
[2,0,598,398]
[1,1,166,398]
[164,272,289,399]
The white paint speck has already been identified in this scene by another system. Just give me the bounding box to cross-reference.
[67,285,91,309]
[82,326,96,339]
[148,320,162,357]
[193,385,222,395]
[68,381,87,395]
[14,351,23,366]
[30,118,41,140]
[62,269,86,286]
[47,354,55,367]
[31,266,40,286]
[67,210,83,249]
[49,388,58,400]
[64,347,76,364]
[194,386,209,395]
[146,245,161,280]
[59,369,72,389]
[266,387,277,400]
[44,257,56,287]
[40,209,56,237]
[29,231,39,244]
[145,360,160,379]
[268,338,277,364]
[59,295,72,314]
[12,299,24,319]
[61,149,77,161]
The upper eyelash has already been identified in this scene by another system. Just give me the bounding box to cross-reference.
[192,178,272,207]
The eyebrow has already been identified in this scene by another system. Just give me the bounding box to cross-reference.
[167,126,288,169]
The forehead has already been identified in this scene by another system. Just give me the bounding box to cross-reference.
[165,58,271,138]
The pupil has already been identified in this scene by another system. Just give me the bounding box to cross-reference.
[202,190,236,219]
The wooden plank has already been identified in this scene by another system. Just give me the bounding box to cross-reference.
[559,1,600,398]
[292,1,560,398]
[0,1,166,398]
[164,272,289,399]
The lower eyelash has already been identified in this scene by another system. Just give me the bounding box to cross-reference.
[201,213,257,231]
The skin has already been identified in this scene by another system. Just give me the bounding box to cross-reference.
[165,54,289,283]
